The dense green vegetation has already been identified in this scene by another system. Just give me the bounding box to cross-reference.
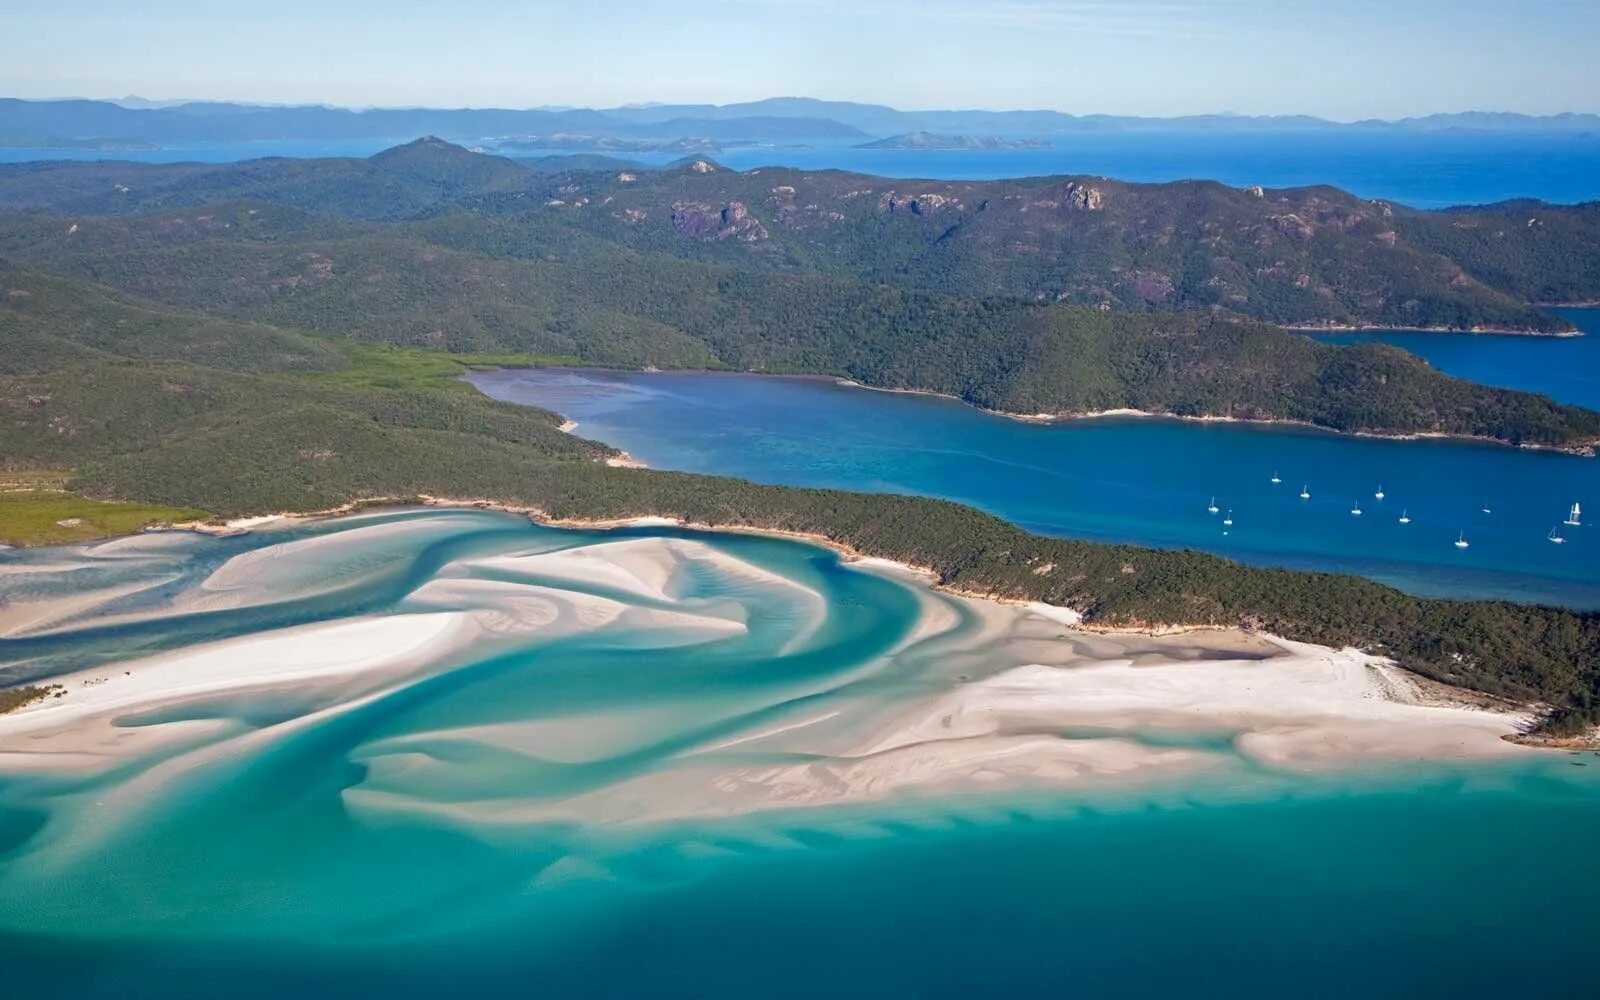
[1395,200,1600,305]
[3,204,1596,449]
[4,138,1596,330]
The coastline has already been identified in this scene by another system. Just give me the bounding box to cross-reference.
[829,377,1598,456]
[1286,322,1583,338]
[470,361,1599,456]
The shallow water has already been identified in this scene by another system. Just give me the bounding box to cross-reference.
[468,355,1600,608]
[1,509,1597,997]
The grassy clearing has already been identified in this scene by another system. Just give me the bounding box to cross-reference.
[0,490,210,546]
[306,342,582,392]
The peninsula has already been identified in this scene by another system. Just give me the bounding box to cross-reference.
[3,139,1600,739]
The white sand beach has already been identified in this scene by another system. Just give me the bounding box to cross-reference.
[0,518,1535,832]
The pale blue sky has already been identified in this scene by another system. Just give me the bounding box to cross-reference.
[4,0,1597,118]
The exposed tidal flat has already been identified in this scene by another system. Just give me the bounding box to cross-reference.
[0,508,1597,996]
[0,512,1593,992]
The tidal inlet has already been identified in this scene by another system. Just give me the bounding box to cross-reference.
[2,507,1596,995]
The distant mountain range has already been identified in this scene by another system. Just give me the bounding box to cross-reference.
[2,97,1597,151]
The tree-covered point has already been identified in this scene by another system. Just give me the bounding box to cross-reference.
[1394,199,1600,306]
[3,211,1597,450]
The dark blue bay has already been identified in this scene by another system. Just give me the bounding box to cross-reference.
[470,360,1600,608]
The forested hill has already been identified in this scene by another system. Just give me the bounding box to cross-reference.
[2,138,1599,330]
[3,203,1599,450]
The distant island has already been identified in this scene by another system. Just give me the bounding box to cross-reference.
[856,131,1051,150]
[0,135,159,152]
[492,134,729,155]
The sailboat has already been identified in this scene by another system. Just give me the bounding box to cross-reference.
[1482,503,1493,514]
[1398,509,1411,524]
[1374,484,1385,500]
[1566,502,1582,527]
[1270,471,1282,484]
[1207,497,1219,514]
[1299,484,1311,500]
[1454,531,1470,549]
[1350,500,1363,516]
[1222,509,1233,527]
[1549,526,1566,544]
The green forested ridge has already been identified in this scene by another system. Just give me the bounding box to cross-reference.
[0,265,1597,734]
[3,138,1598,330]
[2,205,1597,449]
[1394,200,1600,305]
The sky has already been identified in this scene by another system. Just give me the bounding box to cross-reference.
[3,0,1598,119]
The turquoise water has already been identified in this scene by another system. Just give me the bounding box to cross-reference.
[469,362,1600,608]
[2,509,1598,997]
[1312,308,1600,411]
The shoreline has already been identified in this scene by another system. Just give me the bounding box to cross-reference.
[1286,322,1582,338]
[474,368,1597,456]
[828,377,1598,457]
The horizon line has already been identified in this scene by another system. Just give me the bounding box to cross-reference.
[9,94,1600,126]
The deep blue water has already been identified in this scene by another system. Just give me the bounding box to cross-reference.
[492,131,1600,208]
[470,357,1600,608]
[5,130,1600,208]
[1311,308,1600,410]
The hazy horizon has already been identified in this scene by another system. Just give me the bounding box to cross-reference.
[10,93,1600,125]
[5,1,1598,120]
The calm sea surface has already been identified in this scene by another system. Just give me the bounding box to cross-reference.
[470,312,1600,609]
[5,131,1600,208]
[1312,308,1600,411]
[2,509,1596,997]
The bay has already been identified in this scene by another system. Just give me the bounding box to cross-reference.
[1311,308,1600,411]
[469,365,1600,608]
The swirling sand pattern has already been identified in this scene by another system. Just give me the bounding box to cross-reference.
[0,508,1565,956]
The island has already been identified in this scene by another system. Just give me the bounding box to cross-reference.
[855,131,1051,150]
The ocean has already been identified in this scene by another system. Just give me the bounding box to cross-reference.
[4,131,1600,209]
[1,509,1596,997]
